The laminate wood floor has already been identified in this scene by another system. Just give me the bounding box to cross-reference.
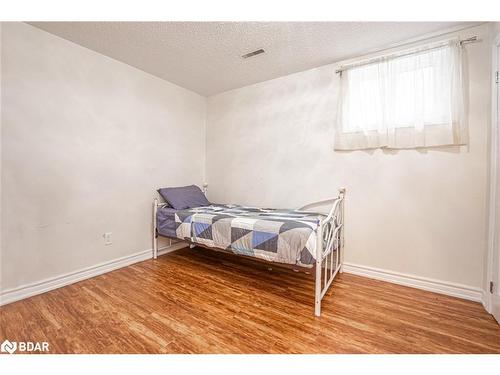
[1,247,499,354]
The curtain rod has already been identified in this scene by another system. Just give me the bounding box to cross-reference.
[335,36,478,75]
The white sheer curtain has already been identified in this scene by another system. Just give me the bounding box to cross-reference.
[335,39,467,150]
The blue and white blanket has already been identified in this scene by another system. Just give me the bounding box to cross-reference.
[173,205,324,267]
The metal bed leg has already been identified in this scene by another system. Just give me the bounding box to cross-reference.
[339,188,345,273]
[153,198,158,260]
[315,224,323,317]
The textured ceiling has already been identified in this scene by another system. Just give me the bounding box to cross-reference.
[29,22,476,96]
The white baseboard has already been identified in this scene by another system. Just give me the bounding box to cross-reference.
[343,263,483,302]
[482,291,492,313]
[0,243,187,306]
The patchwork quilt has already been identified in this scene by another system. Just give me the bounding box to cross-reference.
[173,205,325,267]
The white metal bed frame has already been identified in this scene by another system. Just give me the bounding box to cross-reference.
[152,186,345,317]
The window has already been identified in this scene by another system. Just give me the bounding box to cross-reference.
[335,39,467,150]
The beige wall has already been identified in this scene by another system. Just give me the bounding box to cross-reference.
[207,24,491,289]
[1,22,494,296]
[494,22,500,37]
[0,23,3,291]
[0,23,206,291]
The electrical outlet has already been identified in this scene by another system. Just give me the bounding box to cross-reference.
[103,232,112,245]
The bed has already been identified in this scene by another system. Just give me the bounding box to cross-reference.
[153,186,345,317]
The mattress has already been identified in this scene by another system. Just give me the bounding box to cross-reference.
[158,204,325,267]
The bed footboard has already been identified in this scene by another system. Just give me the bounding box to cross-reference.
[309,188,345,317]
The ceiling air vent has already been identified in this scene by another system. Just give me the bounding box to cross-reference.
[241,49,265,59]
